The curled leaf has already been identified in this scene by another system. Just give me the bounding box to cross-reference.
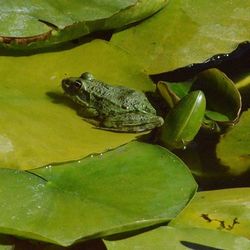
[156,81,180,108]
[159,91,206,149]
[191,68,242,125]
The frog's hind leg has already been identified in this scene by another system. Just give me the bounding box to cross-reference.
[100,113,164,133]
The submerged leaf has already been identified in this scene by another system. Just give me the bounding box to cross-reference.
[0,39,155,170]
[159,91,206,149]
[111,0,250,74]
[104,226,250,250]
[170,188,250,239]
[216,110,250,175]
[0,141,197,246]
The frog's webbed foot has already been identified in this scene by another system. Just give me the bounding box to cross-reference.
[100,113,164,133]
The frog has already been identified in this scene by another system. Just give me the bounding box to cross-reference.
[61,72,164,132]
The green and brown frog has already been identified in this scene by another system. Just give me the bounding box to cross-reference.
[62,72,163,132]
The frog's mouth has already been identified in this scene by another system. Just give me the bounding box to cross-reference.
[73,95,89,107]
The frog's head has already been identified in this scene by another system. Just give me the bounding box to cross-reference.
[62,72,94,107]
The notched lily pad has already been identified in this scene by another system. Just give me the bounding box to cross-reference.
[0,141,197,246]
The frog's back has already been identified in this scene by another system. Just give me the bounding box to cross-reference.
[89,80,156,114]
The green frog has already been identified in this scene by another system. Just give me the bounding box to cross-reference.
[62,72,164,132]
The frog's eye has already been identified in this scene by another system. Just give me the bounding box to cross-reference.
[80,72,94,80]
[62,78,83,95]
[73,80,82,90]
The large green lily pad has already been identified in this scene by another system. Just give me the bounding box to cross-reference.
[216,110,250,174]
[0,141,197,246]
[105,226,250,250]
[0,39,155,170]
[170,188,250,239]
[0,0,168,49]
[111,0,250,74]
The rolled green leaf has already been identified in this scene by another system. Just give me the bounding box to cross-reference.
[159,91,206,149]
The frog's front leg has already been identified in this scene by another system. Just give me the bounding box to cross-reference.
[78,107,101,126]
[101,113,164,132]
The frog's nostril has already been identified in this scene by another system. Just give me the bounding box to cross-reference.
[62,79,70,91]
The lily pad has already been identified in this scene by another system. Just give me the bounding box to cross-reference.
[0,39,155,170]
[111,0,250,74]
[0,141,197,246]
[0,0,167,49]
[170,188,250,239]
[235,73,250,108]
[104,226,250,250]
[216,110,250,175]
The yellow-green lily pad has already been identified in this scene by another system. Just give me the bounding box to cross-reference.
[111,0,250,74]
[104,226,250,250]
[0,39,154,170]
[170,188,250,239]
[216,110,250,175]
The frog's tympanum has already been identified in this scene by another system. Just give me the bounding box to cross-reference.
[62,72,164,132]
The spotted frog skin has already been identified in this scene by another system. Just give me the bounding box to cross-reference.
[62,72,164,132]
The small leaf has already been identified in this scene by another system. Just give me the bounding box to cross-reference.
[216,110,250,175]
[159,91,206,149]
[192,68,242,125]
[170,188,250,239]
[0,141,197,246]
[104,226,250,250]
[157,81,180,108]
